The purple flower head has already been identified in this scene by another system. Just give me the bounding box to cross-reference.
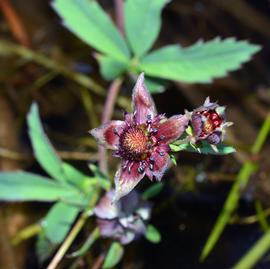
[90,73,188,201]
[190,97,233,145]
[94,190,152,245]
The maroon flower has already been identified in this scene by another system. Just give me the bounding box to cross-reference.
[191,97,232,145]
[90,73,188,201]
[94,190,151,245]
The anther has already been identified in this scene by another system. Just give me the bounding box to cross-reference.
[152,128,158,134]
[113,128,119,136]
[149,164,154,171]
[160,135,165,140]
[149,156,155,163]
[159,151,165,156]
[138,166,145,174]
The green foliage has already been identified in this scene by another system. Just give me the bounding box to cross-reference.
[97,55,128,80]
[52,0,130,61]
[124,0,169,57]
[0,172,80,202]
[233,230,270,269]
[139,38,261,83]
[27,103,66,183]
[200,113,270,262]
[52,2,260,91]
[103,242,124,269]
[144,76,167,93]
[69,227,100,258]
[42,202,80,244]
[62,162,88,189]
[36,232,57,263]
[145,225,161,243]
[170,141,236,155]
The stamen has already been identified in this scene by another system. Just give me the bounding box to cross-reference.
[128,162,134,174]
[159,135,165,140]
[113,128,120,136]
[149,156,155,163]
[149,164,154,171]
[159,151,165,156]
[146,114,152,124]
[138,166,145,174]
[152,128,158,134]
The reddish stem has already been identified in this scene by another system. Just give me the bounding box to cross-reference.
[99,78,123,174]
[115,0,125,36]
[0,0,30,47]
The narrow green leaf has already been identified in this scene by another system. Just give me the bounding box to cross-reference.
[0,172,79,202]
[145,224,161,243]
[200,163,257,261]
[140,38,261,83]
[170,141,236,155]
[102,242,124,269]
[200,113,270,261]
[142,182,164,199]
[233,230,270,269]
[43,202,80,244]
[69,227,100,258]
[124,0,169,57]
[52,0,130,61]
[27,103,66,183]
[97,55,128,80]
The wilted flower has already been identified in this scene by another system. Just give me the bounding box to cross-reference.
[90,73,188,201]
[94,190,151,244]
[190,97,232,145]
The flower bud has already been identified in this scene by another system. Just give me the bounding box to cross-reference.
[190,97,232,145]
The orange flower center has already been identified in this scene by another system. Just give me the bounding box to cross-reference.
[119,126,149,160]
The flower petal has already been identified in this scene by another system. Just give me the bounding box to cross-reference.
[156,114,189,144]
[113,163,145,202]
[90,120,125,150]
[206,131,222,144]
[191,113,203,137]
[148,145,171,181]
[120,191,140,216]
[132,73,156,124]
[94,191,118,219]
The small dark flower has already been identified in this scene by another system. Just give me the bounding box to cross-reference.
[90,73,188,201]
[190,97,232,145]
[94,190,151,245]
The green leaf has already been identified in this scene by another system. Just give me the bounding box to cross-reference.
[170,154,177,166]
[52,0,130,61]
[144,76,167,93]
[62,162,88,189]
[0,172,80,202]
[124,0,170,57]
[97,55,128,80]
[140,38,261,83]
[27,103,66,183]
[170,141,236,155]
[145,224,161,243]
[103,242,124,269]
[142,182,164,199]
[88,164,111,191]
[42,202,80,244]
[36,232,57,263]
[233,229,270,269]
